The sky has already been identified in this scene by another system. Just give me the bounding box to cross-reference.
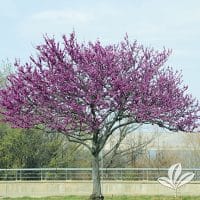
[0,0,200,100]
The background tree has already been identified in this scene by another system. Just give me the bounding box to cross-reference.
[0,123,89,168]
[0,32,199,200]
[0,60,13,88]
[147,147,181,168]
[0,125,60,168]
[181,133,200,168]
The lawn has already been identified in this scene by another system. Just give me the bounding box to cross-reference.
[3,196,200,200]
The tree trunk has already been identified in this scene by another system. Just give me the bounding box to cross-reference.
[90,153,104,200]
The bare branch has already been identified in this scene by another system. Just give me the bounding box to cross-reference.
[35,125,93,152]
[66,135,92,153]
[98,120,140,153]
[102,126,128,159]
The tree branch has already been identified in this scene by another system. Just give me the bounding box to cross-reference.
[66,135,92,153]
[35,125,93,152]
[98,120,140,153]
[102,125,128,159]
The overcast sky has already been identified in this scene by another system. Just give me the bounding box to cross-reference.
[0,0,200,100]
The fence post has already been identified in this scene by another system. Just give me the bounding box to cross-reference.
[40,170,41,181]
[20,170,22,181]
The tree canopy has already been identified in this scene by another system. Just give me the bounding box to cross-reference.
[1,33,199,135]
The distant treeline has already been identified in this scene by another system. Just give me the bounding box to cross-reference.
[0,123,92,168]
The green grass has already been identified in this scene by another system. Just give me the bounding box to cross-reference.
[3,196,200,200]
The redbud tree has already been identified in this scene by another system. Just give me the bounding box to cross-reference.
[0,33,199,200]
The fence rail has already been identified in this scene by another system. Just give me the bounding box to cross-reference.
[0,168,200,181]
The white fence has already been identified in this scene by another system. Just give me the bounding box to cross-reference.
[0,168,200,181]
